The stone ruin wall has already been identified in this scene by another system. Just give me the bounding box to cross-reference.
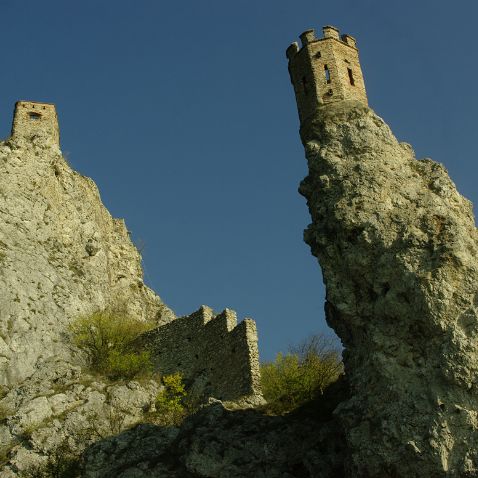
[138,305,262,403]
[11,101,60,145]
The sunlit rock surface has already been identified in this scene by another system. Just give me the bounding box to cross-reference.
[0,131,174,387]
[299,101,478,477]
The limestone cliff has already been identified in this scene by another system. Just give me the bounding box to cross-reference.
[0,125,174,387]
[0,104,266,477]
[299,100,478,477]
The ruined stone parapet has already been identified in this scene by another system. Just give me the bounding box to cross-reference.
[11,101,60,146]
[286,26,367,127]
[138,305,262,404]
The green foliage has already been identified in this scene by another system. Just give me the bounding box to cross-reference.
[0,446,12,467]
[106,350,153,381]
[154,373,187,426]
[260,334,343,415]
[70,311,154,379]
[0,403,13,424]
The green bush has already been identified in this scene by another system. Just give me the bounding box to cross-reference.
[260,334,343,414]
[19,442,79,477]
[154,373,187,426]
[70,311,154,379]
[106,350,153,380]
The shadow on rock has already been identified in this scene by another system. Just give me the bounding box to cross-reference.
[80,380,348,478]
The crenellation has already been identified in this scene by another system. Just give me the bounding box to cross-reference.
[190,304,214,325]
[322,25,340,40]
[136,306,262,403]
[341,33,357,48]
[211,308,237,333]
[11,101,60,146]
[286,42,299,60]
[299,29,316,46]
[287,25,368,126]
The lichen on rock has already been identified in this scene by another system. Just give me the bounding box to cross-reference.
[299,100,478,477]
[0,129,174,387]
[0,102,267,477]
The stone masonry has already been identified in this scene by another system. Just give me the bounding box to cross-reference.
[138,305,263,404]
[287,26,367,127]
[11,101,60,146]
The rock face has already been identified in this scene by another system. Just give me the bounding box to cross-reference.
[0,108,174,387]
[298,100,478,477]
[0,101,267,477]
[0,361,163,477]
[80,393,345,478]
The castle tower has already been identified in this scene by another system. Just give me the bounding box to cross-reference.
[11,101,60,146]
[286,26,368,125]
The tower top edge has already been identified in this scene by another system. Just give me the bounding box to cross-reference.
[15,100,57,107]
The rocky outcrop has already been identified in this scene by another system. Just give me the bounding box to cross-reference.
[0,130,174,387]
[80,388,346,478]
[0,104,267,477]
[4,80,477,476]
[0,361,162,477]
[0,126,177,475]
[299,101,478,477]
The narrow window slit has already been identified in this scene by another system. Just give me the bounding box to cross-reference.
[348,68,355,86]
[324,65,331,84]
[302,76,308,95]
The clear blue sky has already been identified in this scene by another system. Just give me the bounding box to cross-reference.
[1,1,476,361]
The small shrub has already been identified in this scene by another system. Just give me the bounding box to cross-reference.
[290,334,344,395]
[0,403,13,424]
[19,442,80,478]
[154,373,187,426]
[106,350,153,380]
[0,445,13,466]
[70,311,154,379]
[84,406,128,439]
[260,334,343,414]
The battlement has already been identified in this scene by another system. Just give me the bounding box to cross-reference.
[137,306,262,403]
[287,25,367,124]
[11,101,60,146]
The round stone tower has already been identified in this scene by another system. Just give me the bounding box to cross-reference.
[286,25,368,125]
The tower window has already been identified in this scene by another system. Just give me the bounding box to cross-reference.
[315,51,321,58]
[324,65,331,84]
[347,68,355,86]
[29,112,42,120]
[302,76,308,95]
